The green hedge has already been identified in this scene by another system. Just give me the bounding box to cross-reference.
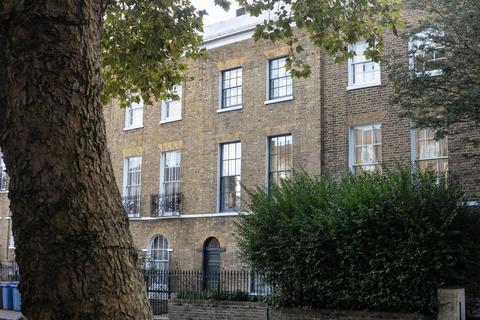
[237,168,480,314]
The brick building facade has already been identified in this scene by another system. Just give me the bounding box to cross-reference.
[0,7,478,271]
[103,8,479,272]
[103,13,323,270]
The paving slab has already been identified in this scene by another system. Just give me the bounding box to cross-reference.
[0,310,25,320]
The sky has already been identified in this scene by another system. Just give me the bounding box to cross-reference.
[190,0,241,25]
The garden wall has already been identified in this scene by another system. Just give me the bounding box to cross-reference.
[168,300,432,320]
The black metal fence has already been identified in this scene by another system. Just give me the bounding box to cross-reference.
[122,195,141,217]
[0,261,19,281]
[150,193,182,217]
[143,269,271,315]
[0,263,271,316]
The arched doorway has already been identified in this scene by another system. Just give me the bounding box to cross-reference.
[203,237,221,287]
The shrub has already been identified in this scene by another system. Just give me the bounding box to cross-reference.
[237,168,480,314]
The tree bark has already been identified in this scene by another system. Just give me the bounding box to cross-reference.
[0,1,153,319]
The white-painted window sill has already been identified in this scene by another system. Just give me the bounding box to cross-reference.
[264,96,294,105]
[160,118,182,124]
[128,211,249,220]
[123,125,144,131]
[347,82,382,91]
[217,106,242,113]
[414,70,443,77]
[0,190,8,194]
[466,201,479,207]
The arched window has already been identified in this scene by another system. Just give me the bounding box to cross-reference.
[203,237,221,276]
[148,235,169,271]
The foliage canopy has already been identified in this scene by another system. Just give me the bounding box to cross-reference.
[102,0,206,108]
[388,0,480,140]
[102,0,403,107]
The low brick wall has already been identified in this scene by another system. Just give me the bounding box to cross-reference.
[168,300,268,320]
[168,299,432,320]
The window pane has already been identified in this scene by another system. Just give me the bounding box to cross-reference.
[363,128,373,145]
[221,176,240,210]
[416,129,448,176]
[439,137,448,157]
[223,144,229,159]
[228,160,236,176]
[235,159,241,175]
[418,159,436,171]
[269,57,292,99]
[229,144,236,159]
[162,86,182,121]
[352,125,381,170]
[374,145,382,162]
[220,142,241,211]
[362,146,373,163]
[148,235,169,271]
[411,32,445,74]
[124,156,141,216]
[125,96,144,128]
[355,146,363,164]
[269,135,293,186]
[350,41,380,86]
[221,67,242,109]
[374,126,381,144]
[162,150,181,198]
[222,160,229,176]
[438,159,448,174]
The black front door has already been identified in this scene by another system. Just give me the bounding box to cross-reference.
[203,237,221,288]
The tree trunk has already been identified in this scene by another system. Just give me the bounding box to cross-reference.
[0,1,153,319]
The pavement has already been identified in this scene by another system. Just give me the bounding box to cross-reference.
[0,310,25,320]
[0,310,168,319]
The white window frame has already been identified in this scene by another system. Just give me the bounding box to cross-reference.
[124,96,144,130]
[218,67,243,112]
[347,41,381,90]
[218,142,241,212]
[161,85,182,123]
[265,57,293,105]
[147,234,170,271]
[411,128,448,175]
[159,150,182,216]
[349,124,382,173]
[123,156,142,217]
[267,134,293,188]
[409,31,445,77]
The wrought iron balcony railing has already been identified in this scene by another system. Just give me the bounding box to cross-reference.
[151,193,182,217]
[0,171,8,192]
[122,195,141,218]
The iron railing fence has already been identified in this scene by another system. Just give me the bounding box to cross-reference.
[150,193,182,217]
[0,263,271,315]
[143,269,271,303]
[0,261,19,281]
[0,170,8,192]
[143,269,170,315]
[122,195,141,218]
